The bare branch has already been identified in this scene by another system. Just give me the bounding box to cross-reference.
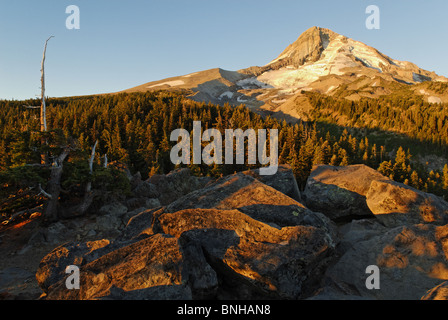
[38,183,53,199]
[24,163,47,167]
[1,206,42,226]
[52,147,71,167]
[40,36,54,133]
[89,140,98,174]
[85,140,98,193]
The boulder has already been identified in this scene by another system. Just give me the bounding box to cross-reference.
[125,197,148,210]
[96,214,123,234]
[0,267,34,289]
[125,197,161,211]
[39,206,336,300]
[421,281,448,300]
[336,218,388,255]
[132,181,160,199]
[98,203,128,217]
[154,208,335,299]
[165,172,336,237]
[147,168,212,205]
[121,207,150,227]
[26,221,75,246]
[43,233,217,300]
[242,164,302,202]
[36,239,111,293]
[144,198,161,209]
[0,267,38,300]
[129,171,142,191]
[366,179,448,227]
[303,164,388,221]
[118,207,162,242]
[323,223,448,299]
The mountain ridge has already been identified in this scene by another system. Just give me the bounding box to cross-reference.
[121,26,448,121]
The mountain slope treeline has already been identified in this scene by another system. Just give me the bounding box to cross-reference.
[306,86,448,151]
[1,91,447,221]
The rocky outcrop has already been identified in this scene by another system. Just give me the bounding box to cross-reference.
[267,26,339,68]
[147,168,212,205]
[43,234,205,300]
[322,223,448,300]
[33,164,448,300]
[422,281,448,300]
[158,208,334,299]
[38,207,335,300]
[36,239,111,293]
[304,164,448,227]
[242,164,302,202]
[36,166,337,300]
[366,179,448,227]
[164,171,335,238]
[304,164,448,300]
[303,164,387,220]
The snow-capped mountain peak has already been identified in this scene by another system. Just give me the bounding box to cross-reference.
[123,26,448,121]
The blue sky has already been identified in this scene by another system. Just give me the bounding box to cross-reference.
[0,0,447,100]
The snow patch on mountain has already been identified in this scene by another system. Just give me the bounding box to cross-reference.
[147,80,185,88]
[183,72,199,78]
[219,91,234,99]
[236,77,273,89]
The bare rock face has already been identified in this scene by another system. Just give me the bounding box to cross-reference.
[36,239,111,293]
[39,208,335,300]
[147,168,212,205]
[42,233,217,300]
[422,281,448,300]
[156,208,335,299]
[36,168,338,300]
[165,172,335,238]
[132,181,159,199]
[37,168,336,300]
[35,163,448,300]
[242,164,302,202]
[323,223,448,300]
[269,26,338,68]
[366,179,448,227]
[303,164,388,221]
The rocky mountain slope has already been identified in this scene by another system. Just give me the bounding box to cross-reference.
[3,164,448,300]
[122,26,448,122]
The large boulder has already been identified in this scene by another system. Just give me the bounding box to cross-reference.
[242,164,302,202]
[366,179,448,227]
[153,208,335,299]
[35,168,341,300]
[42,233,217,300]
[165,172,336,237]
[36,239,111,293]
[421,281,448,300]
[323,223,448,300]
[303,164,388,221]
[132,181,160,199]
[118,207,162,242]
[98,203,128,217]
[39,206,336,300]
[147,168,212,205]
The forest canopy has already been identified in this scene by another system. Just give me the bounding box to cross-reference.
[1,90,448,222]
